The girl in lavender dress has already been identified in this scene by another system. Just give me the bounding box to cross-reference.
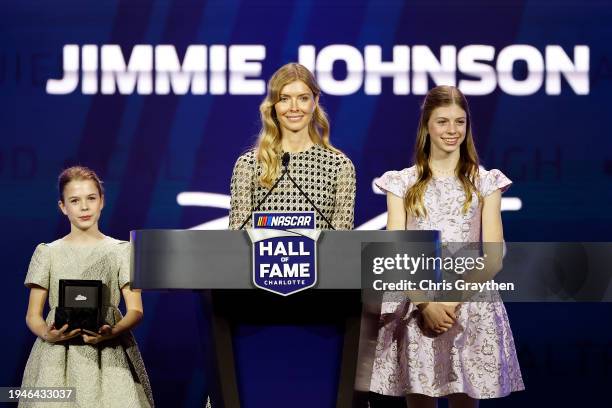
[370,86,524,407]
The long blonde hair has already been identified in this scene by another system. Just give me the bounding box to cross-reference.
[405,85,481,217]
[255,63,339,188]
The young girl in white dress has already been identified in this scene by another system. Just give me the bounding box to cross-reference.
[20,166,153,407]
[370,86,524,407]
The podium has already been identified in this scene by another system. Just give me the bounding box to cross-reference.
[131,230,439,407]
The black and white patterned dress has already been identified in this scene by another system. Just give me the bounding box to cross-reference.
[228,144,356,230]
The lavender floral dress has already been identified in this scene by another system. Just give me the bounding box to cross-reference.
[369,166,524,399]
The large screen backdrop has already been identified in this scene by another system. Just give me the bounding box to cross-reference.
[2,1,611,407]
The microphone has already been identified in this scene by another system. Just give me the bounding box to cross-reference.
[238,153,291,230]
[282,154,336,230]
[281,152,290,167]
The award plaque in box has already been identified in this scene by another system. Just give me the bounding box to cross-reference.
[54,279,103,332]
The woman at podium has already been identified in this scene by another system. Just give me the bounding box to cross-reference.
[228,62,356,230]
[223,62,357,406]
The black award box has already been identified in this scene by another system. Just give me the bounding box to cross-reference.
[54,279,103,332]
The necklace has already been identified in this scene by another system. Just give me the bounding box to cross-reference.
[429,162,456,177]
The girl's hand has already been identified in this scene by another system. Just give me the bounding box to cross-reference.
[82,325,116,345]
[418,302,457,335]
[42,324,81,343]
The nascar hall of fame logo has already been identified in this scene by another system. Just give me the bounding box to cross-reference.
[247,211,320,296]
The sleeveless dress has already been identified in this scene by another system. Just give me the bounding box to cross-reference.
[369,166,524,398]
[20,237,154,408]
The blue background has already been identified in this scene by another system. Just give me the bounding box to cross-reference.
[2,0,611,406]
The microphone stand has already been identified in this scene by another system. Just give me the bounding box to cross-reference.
[238,152,336,230]
[238,166,288,230]
[284,170,335,230]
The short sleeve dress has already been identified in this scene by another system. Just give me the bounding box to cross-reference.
[228,144,356,230]
[20,237,154,408]
[369,166,525,399]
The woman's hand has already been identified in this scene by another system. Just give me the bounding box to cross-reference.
[82,325,117,345]
[418,302,457,335]
[42,324,81,343]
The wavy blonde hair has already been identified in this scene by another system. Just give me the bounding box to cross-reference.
[405,85,481,217]
[255,63,339,188]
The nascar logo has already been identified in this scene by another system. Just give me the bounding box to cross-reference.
[248,211,320,296]
[255,214,314,228]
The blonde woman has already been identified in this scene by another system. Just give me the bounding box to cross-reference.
[370,86,524,407]
[229,62,355,230]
